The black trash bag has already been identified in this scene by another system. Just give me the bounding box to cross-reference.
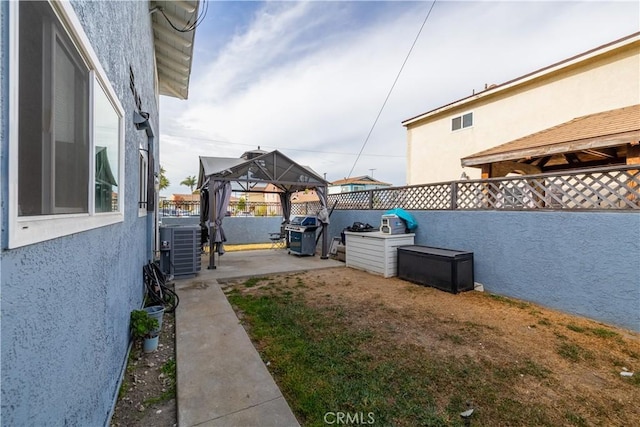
[346,222,375,232]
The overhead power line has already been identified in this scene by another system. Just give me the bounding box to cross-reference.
[161,132,405,158]
[345,0,438,179]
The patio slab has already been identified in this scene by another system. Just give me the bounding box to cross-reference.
[175,249,344,427]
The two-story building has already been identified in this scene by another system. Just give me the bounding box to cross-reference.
[403,32,640,184]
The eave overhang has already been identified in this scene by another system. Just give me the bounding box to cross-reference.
[151,0,199,100]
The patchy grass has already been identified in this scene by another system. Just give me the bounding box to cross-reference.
[566,323,622,341]
[242,277,270,288]
[564,411,588,427]
[229,286,557,426]
[626,373,640,388]
[228,290,458,426]
[556,341,594,363]
[117,351,136,400]
[589,327,620,339]
[538,318,552,327]
[566,323,587,334]
[224,270,640,426]
[488,293,530,309]
[161,358,177,397]
[144,357,176,405]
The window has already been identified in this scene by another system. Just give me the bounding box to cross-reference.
[18,2,90,216]
[452,112,473,131]
[94,83,120,213]
[139,150,148,216]
[9,1,124,248]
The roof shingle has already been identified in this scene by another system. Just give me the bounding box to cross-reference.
[462,104,640,166]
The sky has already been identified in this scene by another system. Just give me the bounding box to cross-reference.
[158,0,639,196]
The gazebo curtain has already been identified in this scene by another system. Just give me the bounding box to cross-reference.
[315,185,330,224]
[279,192,292,225]
[199,186,209,246]
[211,180,232,255]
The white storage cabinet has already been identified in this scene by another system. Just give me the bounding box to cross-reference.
[344,231,415,278]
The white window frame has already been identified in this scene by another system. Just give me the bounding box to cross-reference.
[451,111,473,131]
[8,0,125,249]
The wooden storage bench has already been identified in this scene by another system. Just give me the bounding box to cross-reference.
[397,245,474,294]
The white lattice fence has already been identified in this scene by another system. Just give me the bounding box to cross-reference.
[311,165,640,212]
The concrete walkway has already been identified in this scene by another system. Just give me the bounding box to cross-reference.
[175,249,344,427]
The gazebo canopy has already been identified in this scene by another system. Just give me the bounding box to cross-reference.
[197,149,329,192]
[197,150,331,269]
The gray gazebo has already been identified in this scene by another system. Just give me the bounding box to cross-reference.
[197,149,330,269]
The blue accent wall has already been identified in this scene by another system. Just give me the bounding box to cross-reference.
[219,217,285,244]
[327,210,640,331]
[161,216,284,245]
[160,211,640,331]
[1,1,160,424]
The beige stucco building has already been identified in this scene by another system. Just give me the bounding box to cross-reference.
[403,32,640,185]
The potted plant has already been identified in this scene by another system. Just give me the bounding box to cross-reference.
[130,309,160,353]
[143,305,165,333]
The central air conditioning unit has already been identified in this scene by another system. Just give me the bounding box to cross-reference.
[159,224,201,278]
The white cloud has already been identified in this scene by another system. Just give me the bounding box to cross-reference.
[160,0,639,196]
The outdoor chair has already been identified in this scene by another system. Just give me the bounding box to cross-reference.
[269,227,286,249]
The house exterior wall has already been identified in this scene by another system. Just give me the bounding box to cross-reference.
[406,37,640,184]
[1,1,159,425]
[329,183,391,194]
[327,210,640,332]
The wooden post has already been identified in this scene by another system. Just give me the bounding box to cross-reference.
[480,164,491,208]
[481,164,491,179]
[627,143,640,205]
[450,182,458,210]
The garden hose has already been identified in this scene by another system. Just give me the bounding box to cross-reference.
[143,261,179,313]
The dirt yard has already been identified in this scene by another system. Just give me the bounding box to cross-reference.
[224,266,640,426]
[110,311,176,427]
[112,262,639,426]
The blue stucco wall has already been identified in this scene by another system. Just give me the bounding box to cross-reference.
[161,216,284,244]
[163,211,639,331]
[1,1,159,425]
[326,210,640,331]
[219,217,285,244]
